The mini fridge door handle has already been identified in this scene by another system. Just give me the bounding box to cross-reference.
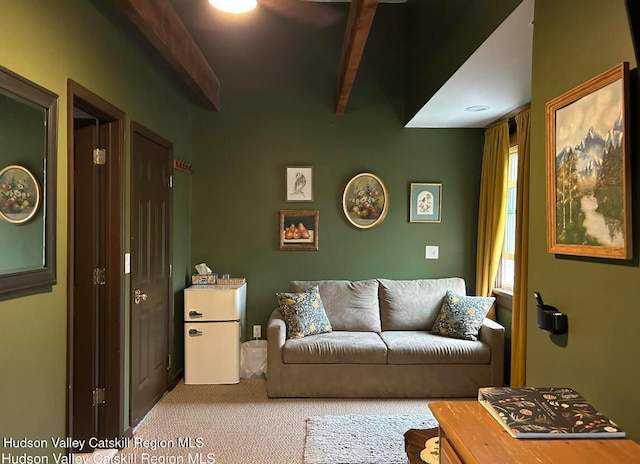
[188,310,203,318]
[188,328,203,336]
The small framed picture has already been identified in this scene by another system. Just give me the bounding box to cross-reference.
[285,166,313,202]
[279,210,319,250]
[410,183,442,223]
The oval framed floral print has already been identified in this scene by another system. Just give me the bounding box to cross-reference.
[0,165,41,224]
[342,172,388,229]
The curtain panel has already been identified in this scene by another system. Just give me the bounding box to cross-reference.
[475,120,509,319]
[511,106,531,386]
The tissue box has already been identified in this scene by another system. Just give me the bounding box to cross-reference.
[191,274,217,285]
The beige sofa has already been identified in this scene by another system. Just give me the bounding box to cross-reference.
[267,278,504,398]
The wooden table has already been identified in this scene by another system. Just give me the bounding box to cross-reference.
[429,401,640,463]
[404,427,439,464]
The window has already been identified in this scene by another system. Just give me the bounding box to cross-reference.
[497,145,518,291]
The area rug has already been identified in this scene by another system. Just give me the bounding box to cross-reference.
[303,413,438,464]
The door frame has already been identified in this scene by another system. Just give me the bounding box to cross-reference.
[66,79,126,441]
[129,121,174,427]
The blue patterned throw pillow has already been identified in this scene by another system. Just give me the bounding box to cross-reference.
[276,285,332,339]
[431,291,495,341]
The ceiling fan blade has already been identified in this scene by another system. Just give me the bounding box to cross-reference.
[258,0,345,27]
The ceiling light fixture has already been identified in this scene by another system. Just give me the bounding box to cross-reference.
[208,0,257,14]
[465,105,490,112]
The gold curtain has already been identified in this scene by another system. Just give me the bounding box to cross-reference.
[510,106,531,387]
[475,120,509,319]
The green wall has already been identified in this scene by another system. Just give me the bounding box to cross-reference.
[528,0,639,440]
[189,5,485,337]
[0,0,192,442]
[172,170,192,381]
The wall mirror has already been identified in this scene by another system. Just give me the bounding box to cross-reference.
[0,65,58,298]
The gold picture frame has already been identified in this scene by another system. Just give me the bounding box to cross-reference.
[342,172,388,229]
[545,62,631,259]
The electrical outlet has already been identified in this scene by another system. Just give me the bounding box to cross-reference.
[425,245,439,259]
[253,325,262,339]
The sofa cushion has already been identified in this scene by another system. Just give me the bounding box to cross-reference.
[276,286,332,339]
[431,291,495,341]
[380,331,490,364]
[282,331,387,364]
[378,278,466,331]
[289,280,381,332]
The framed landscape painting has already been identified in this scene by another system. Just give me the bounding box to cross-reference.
[545,63,632,259]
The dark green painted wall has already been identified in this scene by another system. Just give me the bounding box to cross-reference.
[190,6,485,337]
[528,0,639,440]
[172,171,192,381]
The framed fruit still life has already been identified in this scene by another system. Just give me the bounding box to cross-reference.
[279,209,318,250]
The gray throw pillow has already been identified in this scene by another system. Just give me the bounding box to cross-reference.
[289,280,381,332]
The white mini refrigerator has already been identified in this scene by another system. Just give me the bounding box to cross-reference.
[183,283,247,384]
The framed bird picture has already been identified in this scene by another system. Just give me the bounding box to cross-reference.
[285,166,313,202]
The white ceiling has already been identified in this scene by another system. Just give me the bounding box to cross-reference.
[406,0,534,128]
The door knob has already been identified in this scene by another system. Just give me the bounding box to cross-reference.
[134,289,148,304]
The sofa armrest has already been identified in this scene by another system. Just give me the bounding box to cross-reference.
[267,309,286,397]
[478,317,505,386]
[268,308,286,350]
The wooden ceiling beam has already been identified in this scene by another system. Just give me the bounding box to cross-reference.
[335,0,378,114]
[114,0,220,111]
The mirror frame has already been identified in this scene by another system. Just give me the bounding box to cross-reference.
[0,65,58,297]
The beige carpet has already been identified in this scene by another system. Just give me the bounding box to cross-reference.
[119,378,435,464]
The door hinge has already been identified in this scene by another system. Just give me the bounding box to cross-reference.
[93,148,106,165]
[167,354,172,371]
[93,387,106,406]
[168,175,173,188]
[93,268,106,285]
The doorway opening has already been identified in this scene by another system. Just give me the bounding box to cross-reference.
[66,80,125,447]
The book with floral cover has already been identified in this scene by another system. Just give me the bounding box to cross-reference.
[477,386,626,439]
